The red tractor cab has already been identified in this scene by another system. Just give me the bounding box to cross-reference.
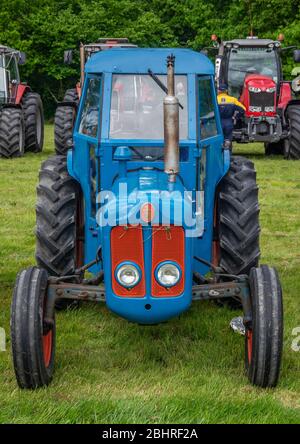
[213,37,300,158]
[0,45,44,157]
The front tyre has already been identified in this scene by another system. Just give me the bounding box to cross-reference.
[11,267,55,389]
[0,108,25,158]
[245,265,283,388]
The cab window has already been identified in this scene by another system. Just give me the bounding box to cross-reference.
[199,77,218,139]
[79,76,101,138]
[109,74,188,140]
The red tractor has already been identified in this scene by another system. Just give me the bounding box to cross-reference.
[54,38,137,155]
[212,36,300,158]
[0,45,44,158]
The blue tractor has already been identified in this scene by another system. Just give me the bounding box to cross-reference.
[11,48,283,389]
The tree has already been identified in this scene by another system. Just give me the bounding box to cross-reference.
[0,0,299,116]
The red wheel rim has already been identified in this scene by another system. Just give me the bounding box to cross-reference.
[247,330,253,364]
[42,330,53,368]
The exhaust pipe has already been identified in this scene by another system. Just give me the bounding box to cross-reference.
[80,43,85,87]
[164,54,179,184]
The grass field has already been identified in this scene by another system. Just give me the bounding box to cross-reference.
[0,125,299,424]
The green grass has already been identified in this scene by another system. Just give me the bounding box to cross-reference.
[0,125,299,424]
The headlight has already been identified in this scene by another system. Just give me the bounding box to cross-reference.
[249,106,262,112]
[115,262,141,288]
[266,87,276,93]
[265,106,275,112]
[249,87,261,93]
[155,262,181,287]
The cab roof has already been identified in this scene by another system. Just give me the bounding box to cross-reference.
[0,45,17,53]
[85,48,214,75]
[224,38,279,48]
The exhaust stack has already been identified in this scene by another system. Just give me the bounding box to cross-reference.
[80,43,85,87]
[164,55,179,184]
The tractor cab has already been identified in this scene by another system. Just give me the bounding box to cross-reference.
[63,38,138,95]
[69,48,225,323]
[216,38,281,99]
[0,45,24,104]
[0,45,44,158]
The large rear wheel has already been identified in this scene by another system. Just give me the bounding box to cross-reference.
[36,155,84,308]
[216,156,260,275]
[245,265,283,388]
[36,155,84,276]
[11,267,55,389]
[54,88,78,155]
[214,156,260,307]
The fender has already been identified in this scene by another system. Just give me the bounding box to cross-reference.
[278,82,292,110]
[15,83,31,104]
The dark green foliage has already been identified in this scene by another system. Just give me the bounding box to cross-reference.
[1,0,299,117]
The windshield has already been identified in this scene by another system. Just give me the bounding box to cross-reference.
[227,48,278,97]
[109,74,188,139]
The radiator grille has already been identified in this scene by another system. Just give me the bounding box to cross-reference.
[249,91,275,111]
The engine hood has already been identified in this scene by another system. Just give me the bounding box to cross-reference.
[243,74,276,90]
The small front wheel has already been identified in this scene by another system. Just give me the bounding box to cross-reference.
[11,267,55,389]
[245,265,283,388]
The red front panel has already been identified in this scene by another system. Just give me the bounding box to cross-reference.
[241,74,277,118]
[111,225,145,297]
[151,226,185,297]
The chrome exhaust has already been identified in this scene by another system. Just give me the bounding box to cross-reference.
[164,55,179,183]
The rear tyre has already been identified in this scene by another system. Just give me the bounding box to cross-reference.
[245,265,283,388]
[264,141,283,156]
[217,156,260,275]
[54,88,78,155]
[22,92,44,152]
[35,155,84,308]
[0,108,25,158]
[285,105,300,159]
[36,155,83,277]
[11,267,55,389]
[215,156,260,308]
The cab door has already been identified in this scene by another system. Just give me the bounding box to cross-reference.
[194,75,225,275]
[71,74,102,266]
[5,54,20,101]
